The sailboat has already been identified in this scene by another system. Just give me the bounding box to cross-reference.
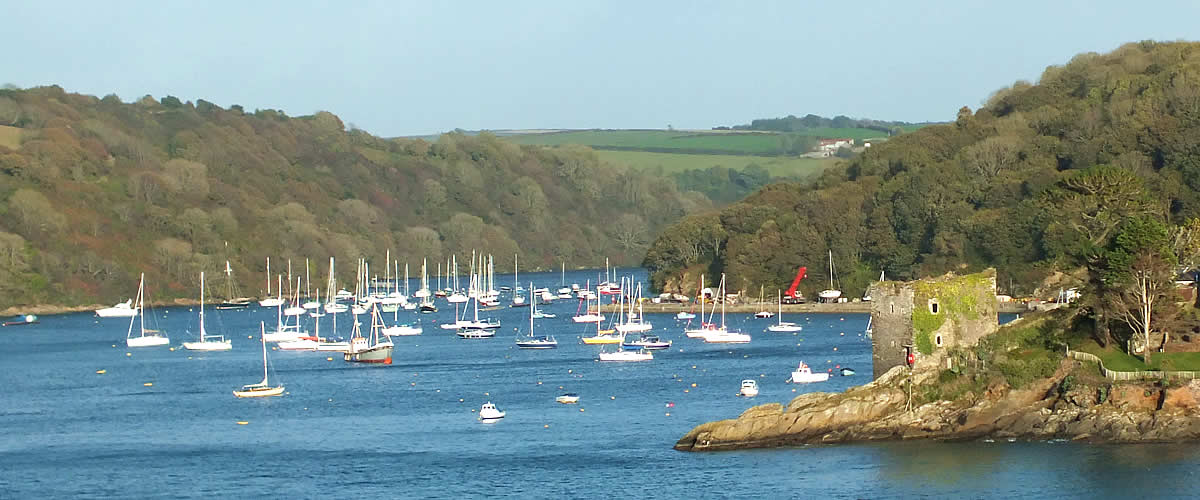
[516,283,557,348]
[572,280,605,323]
[767,290,802,332]
[323,257,349,314]
[182,272,233,350]
[684,275,723,339]
[217,260,252,309]
[754,285,774,318]
[259,257,284,307]
[676,274,702,321]
[125,273,169,347]
[302,258,321,310]
[557,262,573,299]
[418,259,437,313]
[511,255,528,308]
[703,274,751,343]
[582,284,621,345]
[233,322,285,398]
[818,250,842,303]
[344,303,394,363]
[614,281,652,334]
[383,286,423,336]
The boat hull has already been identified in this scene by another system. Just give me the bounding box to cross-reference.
[233,386,285,398]
[343,345,393,364]
[582,336,621,344]
[790,372,830,383]
[767,324,802,332]
[96,307,137,318]
[127,335,170,347]
[182,341,232,351]
[516,341,557,349]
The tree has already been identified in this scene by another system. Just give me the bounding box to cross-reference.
[1105,218,1175,362]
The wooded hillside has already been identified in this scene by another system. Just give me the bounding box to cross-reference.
[0,87,708,307]
[645,41,1200,300]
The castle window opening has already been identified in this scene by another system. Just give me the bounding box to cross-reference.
[935,334,942,347]
[929,298,939,314]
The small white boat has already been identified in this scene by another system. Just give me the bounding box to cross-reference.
[754,310,774,319]
[478,402,505,423]
[234,323,285,398]
[384,324,423,336]
[598,348,653,362]
[767,291,802,332]
[675,311,696,320]
[259,297,285,308]
[739,379,759,397]
[555,393,580,404]
[621,335,671,350]
[789,361,830,383]
[531,309,556,319]
[840,368,856,376]
[276,337,319,351]
[457,327,495,339]
[96,299,138,318]
[125,274,169,347]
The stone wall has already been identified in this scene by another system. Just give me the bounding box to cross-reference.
[870,282,914,379]
[870,269,998,379]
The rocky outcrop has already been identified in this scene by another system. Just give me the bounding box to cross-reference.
[675,361,1200,451]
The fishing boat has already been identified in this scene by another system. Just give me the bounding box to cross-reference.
[182,272,233,351]
[478,402,505,423]
[788,361,830,383]
[555,393,580,404]
[516,290,557,348]
[233,323,285,398]
[598,347,653,362]
[126,274,169,347]
[95,299,137,318]
[766,290,802,332]
[344,304,394,364]
[739,379,759,397]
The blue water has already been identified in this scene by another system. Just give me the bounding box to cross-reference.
[0,268,1192,498]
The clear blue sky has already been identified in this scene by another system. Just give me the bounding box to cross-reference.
[8,1,1200,136]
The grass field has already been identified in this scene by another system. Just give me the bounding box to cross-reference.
[1076,339,1200,371]
[503,130,784,154]
[594,150,837,178]
[0,125,21,150]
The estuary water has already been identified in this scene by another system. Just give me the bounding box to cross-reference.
[0,268,1194,498]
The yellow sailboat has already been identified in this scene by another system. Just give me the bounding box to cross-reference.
[582,285,621,344]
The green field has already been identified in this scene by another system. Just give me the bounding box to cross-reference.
[503,130,784,154]
[801,127,892,142]
[595,150,837,178]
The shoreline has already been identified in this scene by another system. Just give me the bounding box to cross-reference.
[0,298,203,318]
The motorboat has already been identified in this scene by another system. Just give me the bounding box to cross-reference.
[675,311,696,320]
[621,334,671,350]
[840,368,856,376]
[789,361,830,383]
[96,299,138,318]
[598,348,653,362]
[384,323,423,336]
[479,402,505,423]
[684,323,725,339]
[2,315,38,327]
[555,393,580,404]
[754,310,774,319]
[739,379,759,397]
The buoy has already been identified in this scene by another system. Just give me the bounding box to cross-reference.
[414,373,419,376]
[485,392,490,396]
[537,381,542,385]
[326,357,333,361]
[111,344,116,347]
[568,369,573,374]
[666,402,674,407]
[840,332,845,336]
[544,424,550,428]
[96,369,106,374]
[792,388,797,392]
[237,421,249,425]
[436,389,440,392]
[836,365,840,368]
[187,356,192,360]
[761,374,765,377]
[125,352,131,357]
[558,386,564,389]
[691,383,697,387]
[840,317,844,321]
[411,382,416,386]
[328,399,333,402]
[248,335,253,339]
[459,398,464,402]
[684,389,689,393]
[143,382,153,387]
[665,412,671,416]
[169,347,175,351]
[610,396,615,400]
[580,408,585,412]
[833,347,838,351]
[471,409,476,412]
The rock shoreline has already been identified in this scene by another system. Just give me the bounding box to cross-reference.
[674,360,1200,451]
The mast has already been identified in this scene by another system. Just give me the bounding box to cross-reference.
[266,257,272,297]
[529,281,534,336]
[259,324,269,385]
[305,258,311,299]
[138,273,146,338]
[199,271,206,337]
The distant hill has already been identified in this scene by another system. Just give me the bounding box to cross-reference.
[723,114,934,136]
[0,87,710,308]
[644,41,1200,300]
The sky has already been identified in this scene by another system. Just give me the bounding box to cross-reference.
[7,1,1200,137]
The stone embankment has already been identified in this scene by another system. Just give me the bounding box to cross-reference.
[674,359,1200,451]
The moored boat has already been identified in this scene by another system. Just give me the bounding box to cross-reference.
[789,361,830,383]
[95,299,137,318]
[478,402,505,423]
[598,348,653,362]
[344,304,394,364]
[234,323,285,398]
[555,393,580,404]
[739,379,759,397]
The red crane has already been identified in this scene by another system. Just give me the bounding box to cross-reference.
[783,266,807,303]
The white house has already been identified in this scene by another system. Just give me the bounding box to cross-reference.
[817,138,855,152]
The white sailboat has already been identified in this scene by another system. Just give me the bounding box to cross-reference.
[703,274,751,343]
[615,281,653,334]
[126,273,169,347]
[818,250,842,303]
[183,272,233,351]
[766,290,802,333]
[234,323,285,398]
[259,257,284,307]
[302,258,321,310]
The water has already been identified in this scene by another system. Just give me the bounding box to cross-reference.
[0,268,1192,498]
